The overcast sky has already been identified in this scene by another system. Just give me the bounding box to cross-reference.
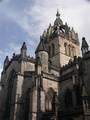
[0,0,90,75]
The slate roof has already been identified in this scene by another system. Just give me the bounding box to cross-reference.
[35,37,48,53]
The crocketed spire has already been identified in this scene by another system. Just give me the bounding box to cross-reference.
[21,42,27,50]
[54,9,63,26]
[56,9,60,17]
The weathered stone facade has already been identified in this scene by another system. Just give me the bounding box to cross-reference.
[0,10,90,120]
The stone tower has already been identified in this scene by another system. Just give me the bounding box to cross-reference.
[36,10,80,67]
[35,36,49,73]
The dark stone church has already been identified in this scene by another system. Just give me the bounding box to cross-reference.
[0,10,90,120]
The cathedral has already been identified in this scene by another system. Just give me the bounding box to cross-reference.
[0,10,90,120]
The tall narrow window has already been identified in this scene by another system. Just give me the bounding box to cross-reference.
[72,47,76,57]
[64,43,67,55]
[68,45,71,56]
[48,46,51,57]
[52,43,55,56]
[71,46,73,57]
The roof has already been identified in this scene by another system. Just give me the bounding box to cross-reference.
[35,37,48,53]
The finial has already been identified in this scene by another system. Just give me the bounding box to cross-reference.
[56,9,60,17]
[65,22,67,25]
[82,37,89,47]
[4,56,9,68]
[71,27,74,31]
[4,56,9,63]
[13,53,15,58]
[49,23,51,27]
[21,42,27,50]
[82,37,85,41]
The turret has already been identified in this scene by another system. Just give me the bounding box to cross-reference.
[81,37,89,56]
[21,42,27,58]
[3,56,9,70]
[35,37,49,73]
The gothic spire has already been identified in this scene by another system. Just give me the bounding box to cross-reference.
[81,37,89,48]
[4,56,9,63]
[35,36,48,53]
[54,9,63,26]
[56,9,60,17]
[21,42,27,50]
[4,56,9,70]
[21,42,27,58]
[81,37,89,56]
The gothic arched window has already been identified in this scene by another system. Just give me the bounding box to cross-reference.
[52,43,55,56]
[64,43,67,55]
